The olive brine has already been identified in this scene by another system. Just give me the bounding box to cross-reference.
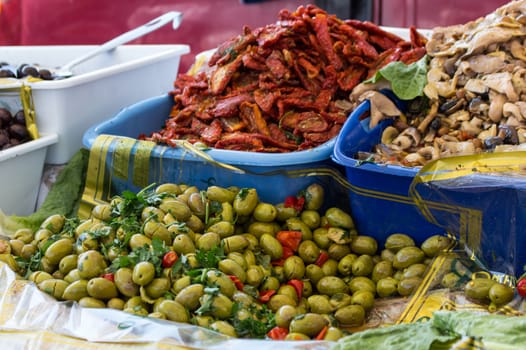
[0,182,512,341]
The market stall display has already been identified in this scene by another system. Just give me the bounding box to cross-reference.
[2,1,526,350]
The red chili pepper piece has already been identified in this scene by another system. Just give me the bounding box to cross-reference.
[282,246,294,260]
[314,251,329,267]
[517,278,526,297]
[283,195,305,212]
[287,279,304,300]
[101,273,114,282]
[259,289,277,303]
[162,251,178,268]
[267,326,289,340]
[314,325,329,341]
[228,275,244,291]
[276,230,303,252]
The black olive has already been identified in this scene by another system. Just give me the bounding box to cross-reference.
[38,69,54,80]
[8,124,29,140]
[0,108,12,126]
[13,110,26,125]
[18,64,39,78]
[498,125,519,145]
[430,118,441,131]
[0,65,17,78]
[0,130,9,147]
[484,136,503,150]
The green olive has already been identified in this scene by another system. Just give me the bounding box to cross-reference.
[128,233,152,250]
[64,269,81,283]
[157,299,190,323]
[279,284,300,303]
[210,320,237,337]
[59,254,78,276]
[9,239,24,256]
[313,227,331,249]
[334,304,365,327]
[103,298,123,311]
[247,221,280,238]
[186,192,206,218]
[154,183,181,195]
[172,275,191,294]
[218,258,247,283]
[233,188,259,216]
[208,221,235,238]
[40,214,65,234]
[377,277,399,298]
[289,313,329,337]
[13,228,34,244]
[381,249,396,263]
[348,276,376,294]
[141,206,164,222]
[227,252,247,270]
[351,290,375,312]
[392,246,425,270]
[398,277,423,296]
[321,259,338,276]
[275,305,299,328]
[77,250,107,279]
[329,292,352,310]
[402,263,427,279]
[285,217,313,241]
[252,202,278,222]
[185,214,205,233]
[324,327,344,341]
[114,267,139,297]
[91,204,113,221]
[327,227,354,244]
[300,210,321,229]
[275,203,298,222]
[78,296,106,308]
[306,264,325,285]
[172,284,204,312]
[159,199,192,222]
[206,185,237,203]
[132,261,156,286]
[0,240,10,255]
[38,279,69,300]
[34,228,52,249]
[337,253,358,276]
[385,233,415,252]
[192,315,214,328]
[308,294,334,314]
[464,278,496,301]
[29,271,53,284]
[317,276,349,296]
[298,240,321,264]
[260,233,283,260]
[143,221,171,245]
[283,256,306,280]
[421,235,453,257]
[441,272,462,289]
[372,260,394,282]
[328,243,351,260]
[222,235,249,254]
[87,277,118,300]
[172,234,196,255]
[260,276,281,292]
[199,293,233,319]
[304,183,324,210]
[206,270,237,298]
[352,254,374,277]
[488,283,514,306]
[351,236,378,256]
[44,238,74,266]
[196,232,221,251]
[244,249,257,266]
[20,244,37,260]
[267,294,297,312]
[144,277,171,299]
[325,207,354,229]
[62,279,89,301]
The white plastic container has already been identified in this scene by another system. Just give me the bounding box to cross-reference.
[0,133,58,216]
[1,44,190,164]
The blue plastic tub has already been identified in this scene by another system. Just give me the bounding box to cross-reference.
[82,94,346,207]
[331,97,447,246]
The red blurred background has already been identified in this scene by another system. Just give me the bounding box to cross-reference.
[0,0,511,73]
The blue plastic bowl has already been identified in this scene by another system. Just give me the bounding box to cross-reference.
[82,94,343,205]
[331,96,445,245]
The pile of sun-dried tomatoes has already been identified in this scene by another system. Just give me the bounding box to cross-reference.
[142,4,427,153]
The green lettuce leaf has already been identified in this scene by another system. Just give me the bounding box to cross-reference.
[365,55,428,100]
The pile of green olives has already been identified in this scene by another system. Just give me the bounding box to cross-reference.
[0,182,454,341]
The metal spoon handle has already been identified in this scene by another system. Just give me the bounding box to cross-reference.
[60,11,183,72]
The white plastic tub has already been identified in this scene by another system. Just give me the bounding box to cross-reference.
[1,44,190,164]
[0,133,58,216]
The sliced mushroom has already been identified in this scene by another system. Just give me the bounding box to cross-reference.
[477,124,497,140]
[403,152,426,166]
[381,126,399,145]
[510,39,526,61]
[391,127,421,151]
[488,92,507,122]
[464,79,488,94]
[503,102,522,120]
[482,72,519,101]
[418,145,440,161]
[360,91,402,129]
